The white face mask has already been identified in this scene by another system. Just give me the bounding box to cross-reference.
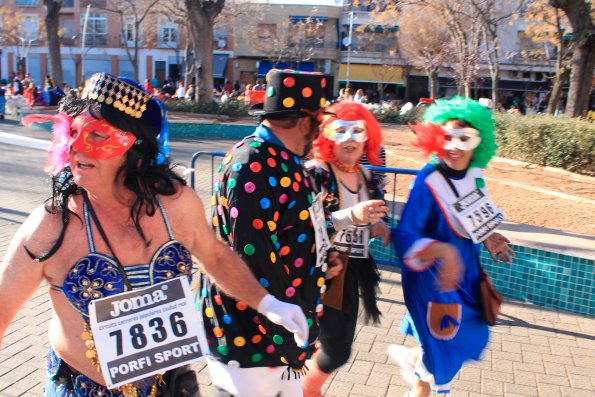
[442,126,481,151]
[323,120,368,143]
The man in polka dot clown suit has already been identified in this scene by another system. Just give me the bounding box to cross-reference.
[198,69,343,396]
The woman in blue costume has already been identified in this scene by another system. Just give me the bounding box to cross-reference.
[0,74,308,396]
[389,97,514,396]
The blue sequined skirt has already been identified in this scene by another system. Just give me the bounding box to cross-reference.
[45,348,155,397]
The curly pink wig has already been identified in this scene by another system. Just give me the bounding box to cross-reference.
[312,102,383,165]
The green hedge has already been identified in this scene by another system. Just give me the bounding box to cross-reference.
[494,113,594,175]
[164,99,250,117]
[164,98,593,175]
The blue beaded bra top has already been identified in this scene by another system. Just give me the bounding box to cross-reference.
[59,197,194,319]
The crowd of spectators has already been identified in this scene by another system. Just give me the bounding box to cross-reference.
[3,73,74,107]
[0,72,80,118]
[152,77,270,106]
[4,72,587,120]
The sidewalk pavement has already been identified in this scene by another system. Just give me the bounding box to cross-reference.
[0,123,594,396]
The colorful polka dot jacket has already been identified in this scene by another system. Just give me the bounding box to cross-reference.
[198,125,326,370]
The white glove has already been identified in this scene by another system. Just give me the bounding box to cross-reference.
[257,294,309,347]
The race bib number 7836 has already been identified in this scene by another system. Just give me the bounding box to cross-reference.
[89,277,207,388]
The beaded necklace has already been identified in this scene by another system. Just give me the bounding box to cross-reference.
[332,159,359,173]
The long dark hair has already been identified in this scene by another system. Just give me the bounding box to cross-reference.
[27,96,186,262]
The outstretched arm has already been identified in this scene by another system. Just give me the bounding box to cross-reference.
[0,205,52,347]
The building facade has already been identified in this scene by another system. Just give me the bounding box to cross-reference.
[1,0,203,88]
[0,0,576,105]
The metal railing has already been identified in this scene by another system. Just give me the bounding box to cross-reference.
[189,151,419,268]
[187,151,595,316]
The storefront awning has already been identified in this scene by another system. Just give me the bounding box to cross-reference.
[257,61,315,78]
[338,63,404,84]
[291,16,329,23]
[213,54,229,78]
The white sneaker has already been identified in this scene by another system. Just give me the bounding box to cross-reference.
[387,344,416,386]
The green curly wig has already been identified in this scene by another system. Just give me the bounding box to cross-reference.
[423,96,497,169]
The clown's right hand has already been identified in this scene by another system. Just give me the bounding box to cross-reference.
[436,244,463,292]
[257,294,309,347]
[257,294,308,347]
[350,199,389,224]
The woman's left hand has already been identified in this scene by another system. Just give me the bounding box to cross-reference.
[484,232,514,264]
[370,222,390,247]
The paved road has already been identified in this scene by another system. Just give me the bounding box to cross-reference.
[0,122,594,396]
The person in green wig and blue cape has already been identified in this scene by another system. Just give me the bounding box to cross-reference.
[388,96,514,396]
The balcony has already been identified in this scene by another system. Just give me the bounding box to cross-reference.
[287,39,338,50]
[16,0,39,6]
[340,50,406,66]
[122,38,143,48]
[349,1,387,12]
[340,11,374,26]
[82,0,106,7]
[85,36,107,47]
[158,41,179,49]
[341,41,400,55]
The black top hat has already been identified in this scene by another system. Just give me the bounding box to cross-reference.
[250,69,329,119]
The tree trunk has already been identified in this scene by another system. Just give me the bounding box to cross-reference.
[75,55,82,87]
[196,16,214,102]
[546,68,569,115]
[489,55,500,110]
[565,42,595,117]
[184,38,193,88]
[133,43,139,82]
[194,66,200,103]
[481,25,500,110]
[44,0,63,86]
[464,83,471,98]
[549,0,595,117]
[184,0,225,103]
[17,58,26,76]
[427,71,437,99]
[491,74,499,110]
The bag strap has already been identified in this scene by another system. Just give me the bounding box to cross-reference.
[435,164,460,198]
[436,165,488,272]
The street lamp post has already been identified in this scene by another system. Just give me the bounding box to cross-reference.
[80,4,91,84]
[345,11,355,89]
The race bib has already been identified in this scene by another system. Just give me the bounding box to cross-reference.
[309,192,331,270]
[450,188,503,243]
[334,225,370,258]
[89,277,208,389]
